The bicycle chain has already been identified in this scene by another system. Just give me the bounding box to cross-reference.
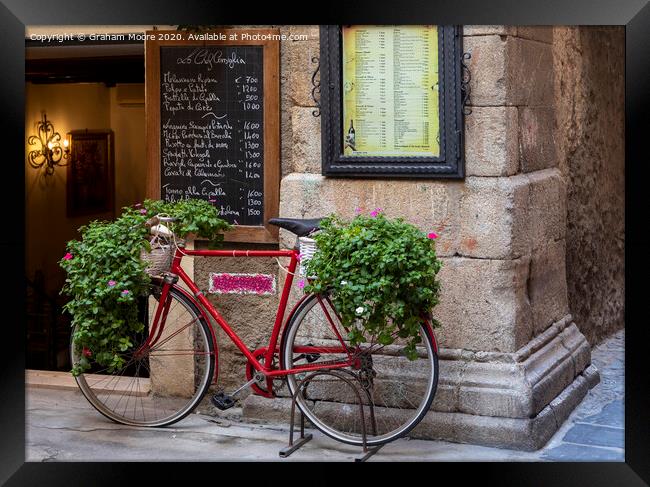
[294,358,350,368]
[257,354,288,395]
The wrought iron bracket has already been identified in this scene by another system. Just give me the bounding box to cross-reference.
[460,52,472,116]
[310,56,321,117]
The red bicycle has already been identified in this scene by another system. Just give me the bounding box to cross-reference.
[71,215,439,446]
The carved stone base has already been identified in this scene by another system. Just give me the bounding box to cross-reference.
[410,364,599,450]
[241,315,600,450]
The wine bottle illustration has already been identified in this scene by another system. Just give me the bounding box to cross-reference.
[346,119,356,151]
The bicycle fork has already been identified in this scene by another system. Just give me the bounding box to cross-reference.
[134,277,175,358]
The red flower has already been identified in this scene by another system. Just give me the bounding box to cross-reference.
[82,347,92,358]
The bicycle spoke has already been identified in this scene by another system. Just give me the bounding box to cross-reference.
[283,292,437,446]
[148,316,200,352]
[72,281,215,427]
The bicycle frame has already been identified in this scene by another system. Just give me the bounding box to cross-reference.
[148,243,354,397]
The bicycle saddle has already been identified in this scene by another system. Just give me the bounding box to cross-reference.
[268,217,323,237]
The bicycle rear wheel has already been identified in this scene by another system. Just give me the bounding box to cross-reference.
[71,280,216,427]
[281,292,438,446]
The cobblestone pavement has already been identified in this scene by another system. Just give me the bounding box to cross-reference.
[25,329,624,462]
[540,329,624,461]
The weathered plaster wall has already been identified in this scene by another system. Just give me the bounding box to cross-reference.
[25,83,146,295]
[25,83,111,296]
[553,27,625,345]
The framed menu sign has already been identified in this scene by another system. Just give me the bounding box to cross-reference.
[145,29,280,243]
[320,25,464,178]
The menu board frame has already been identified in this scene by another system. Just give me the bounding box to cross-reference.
[145,29,280,243]
[320,25,465,178]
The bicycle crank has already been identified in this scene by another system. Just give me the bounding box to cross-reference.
[245,348,286,398]
[211,372,265,411]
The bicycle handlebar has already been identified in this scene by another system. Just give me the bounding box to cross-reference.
[143,215,178,240]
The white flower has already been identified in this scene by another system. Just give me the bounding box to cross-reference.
[355,306,365,315]
[340,280,348,286]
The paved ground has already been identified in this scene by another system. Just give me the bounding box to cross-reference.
[540,329,624,461]
[25,329,624,462]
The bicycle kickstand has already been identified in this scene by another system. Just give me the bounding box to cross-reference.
[279,369,385,461]
[279,409,312,458]
[354,443,383,462]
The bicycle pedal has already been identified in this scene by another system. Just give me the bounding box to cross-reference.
[211,392,236,411]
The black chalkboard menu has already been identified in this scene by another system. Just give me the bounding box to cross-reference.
[160,45,264,226]
[146,30,280,243]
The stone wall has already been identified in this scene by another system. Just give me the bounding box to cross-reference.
[242,25,599,450]
[190,25,602,450]
[280,26,570,353]
[553,27,625,345]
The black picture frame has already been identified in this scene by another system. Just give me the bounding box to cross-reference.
[319,25,464,178]
[66,129,115,218]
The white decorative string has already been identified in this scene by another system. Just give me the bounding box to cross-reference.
[275,257,296,276]
[171,231,190,257]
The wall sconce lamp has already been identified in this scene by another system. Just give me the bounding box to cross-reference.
[28,112,70,176]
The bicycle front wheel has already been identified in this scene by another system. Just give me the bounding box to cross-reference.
[281,292,438,446]
[71,280,216,427]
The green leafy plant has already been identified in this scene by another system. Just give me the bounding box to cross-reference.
[303,210,443,360]
[60,199,231,376]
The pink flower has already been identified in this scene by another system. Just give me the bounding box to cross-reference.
[297,279,305,289]
[428,232,438,239]
[370,208,382,217]
[63,252,73,260]
[108,280,117,287]
[134,203,142,208]
[121,289,130,296]
[82,347,92,358]
[139,209,147,215]
[354,207,362,215]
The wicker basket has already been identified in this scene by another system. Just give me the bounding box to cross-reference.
[140,245,173,276]
[298,236,317,278]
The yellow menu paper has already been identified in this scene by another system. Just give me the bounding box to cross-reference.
[342,25,440,157]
